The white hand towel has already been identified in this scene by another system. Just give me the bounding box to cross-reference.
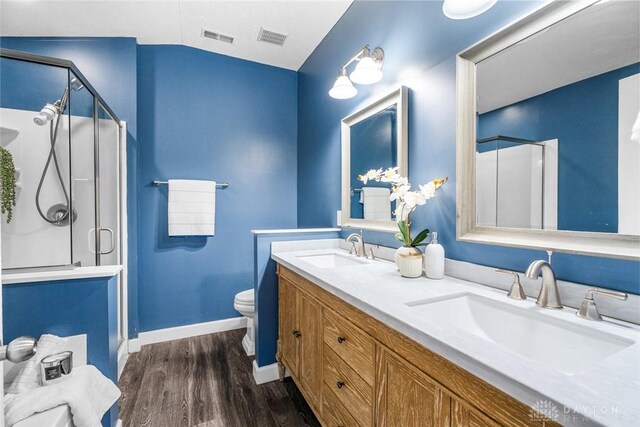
[362,187,391,220]
[4,365,121,427]
[7,334,68,394]
[168,179,216,236]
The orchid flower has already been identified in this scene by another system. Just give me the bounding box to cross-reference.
[358,170,448,247]
[357,168,383,184]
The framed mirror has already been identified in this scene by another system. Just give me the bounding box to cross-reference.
[456,0,640,260]
[341,86,408,232]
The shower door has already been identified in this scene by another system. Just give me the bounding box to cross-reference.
[69,70,97,267]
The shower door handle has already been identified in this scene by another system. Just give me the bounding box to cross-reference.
[88,228,115,255]
[98,228,115,255]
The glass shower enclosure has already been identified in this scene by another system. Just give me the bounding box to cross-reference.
[0,48,123,271]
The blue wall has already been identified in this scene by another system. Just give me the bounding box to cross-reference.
[253,230,340,367]
[0,37,141,337]
[136,45,298,331]
[479,63,640,233]
[3,276,119,427]
[297,0,640,294]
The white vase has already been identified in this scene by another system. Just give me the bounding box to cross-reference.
[395,246,423,278]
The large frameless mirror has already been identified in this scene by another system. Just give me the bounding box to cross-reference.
[341,86,408,232]
[456,0,640,259]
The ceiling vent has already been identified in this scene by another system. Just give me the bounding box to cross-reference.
[257,27,288,46]
[202,28,234,44]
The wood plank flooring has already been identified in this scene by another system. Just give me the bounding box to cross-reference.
[119,329,321,427]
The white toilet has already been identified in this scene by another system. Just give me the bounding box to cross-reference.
[233,289,255,356]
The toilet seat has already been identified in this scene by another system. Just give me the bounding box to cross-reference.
[234,289,254,306]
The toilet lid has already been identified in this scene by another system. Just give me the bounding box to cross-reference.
[235,289,254,305]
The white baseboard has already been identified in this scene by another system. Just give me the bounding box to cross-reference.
[117,341,129,380]
[138,317,246,347]
[128,338,141,353]
[242,333,255,356]
[252,360,290,385]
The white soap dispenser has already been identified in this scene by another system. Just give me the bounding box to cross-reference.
[424,232,445,279]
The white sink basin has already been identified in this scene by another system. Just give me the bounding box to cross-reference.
[407,293,635,374]
[298,252,368,269]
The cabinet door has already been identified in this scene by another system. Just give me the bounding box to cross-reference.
[376,347,450,427]
[298,290,323,410]
[279,276,299,377]
[451,399,500,427]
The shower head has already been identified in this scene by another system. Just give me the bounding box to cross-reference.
[34,103,60,126]
[33,77,84,126]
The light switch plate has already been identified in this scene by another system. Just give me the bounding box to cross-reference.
[336,210,342,226]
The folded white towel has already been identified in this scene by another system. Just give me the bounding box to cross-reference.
[7,334,68,394]
[168,179,216,236]
[4,365,120,427]
[362,187,391,220]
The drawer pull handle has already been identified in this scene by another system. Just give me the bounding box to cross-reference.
[292,330,301,338]
[336,381,345,389]
[337,336,346,344]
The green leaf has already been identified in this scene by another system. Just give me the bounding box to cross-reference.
[397,221,410,245]
[411,228,430,247]
[0,147,17,223]
[394,232,405,243]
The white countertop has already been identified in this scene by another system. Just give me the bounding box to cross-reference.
[2,265,123,285]
[272,240,640,427]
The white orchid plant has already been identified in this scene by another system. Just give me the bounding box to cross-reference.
[358,167,447,247]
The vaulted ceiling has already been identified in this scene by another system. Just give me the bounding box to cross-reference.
[0,0,353,70]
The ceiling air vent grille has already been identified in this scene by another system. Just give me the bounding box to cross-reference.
[257,27,287,46]
[202,28,234,44]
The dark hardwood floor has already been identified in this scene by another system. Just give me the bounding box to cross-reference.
[119,329,321,427]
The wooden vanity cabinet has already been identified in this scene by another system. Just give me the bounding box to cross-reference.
[276,265,554,427]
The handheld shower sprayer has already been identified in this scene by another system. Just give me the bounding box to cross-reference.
[33,77,84,126]
[34,76,84,225]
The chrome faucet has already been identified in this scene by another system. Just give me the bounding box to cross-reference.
[525,260,563,309]
[346,232,366,257]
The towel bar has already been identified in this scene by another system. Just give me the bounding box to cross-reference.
[152,180,229,189]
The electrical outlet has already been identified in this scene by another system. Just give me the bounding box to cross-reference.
[336,210,342,226]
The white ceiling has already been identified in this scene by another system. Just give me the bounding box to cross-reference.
[477,0,640,113]
[0,0,353,70]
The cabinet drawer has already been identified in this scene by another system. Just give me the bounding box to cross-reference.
[323,345,373,426]
[322,384,361,427]
[323,308,375,386]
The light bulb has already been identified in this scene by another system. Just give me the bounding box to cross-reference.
[350,56,383,85]
[442,0,497,20]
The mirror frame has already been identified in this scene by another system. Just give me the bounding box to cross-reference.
[341,86,408,232]
[456,0,640,261]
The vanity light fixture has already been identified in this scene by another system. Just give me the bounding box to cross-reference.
[442,0,497,20]
[329,44,384,99]
[329,68,358,99]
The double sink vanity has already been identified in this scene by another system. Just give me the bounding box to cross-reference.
[274,1,640,425]
[272,239,639,426]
